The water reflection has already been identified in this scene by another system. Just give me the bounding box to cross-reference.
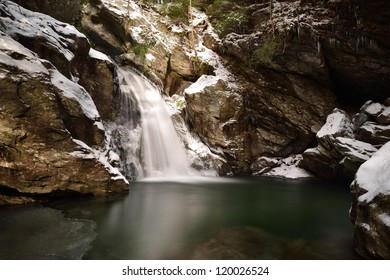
[0,178,359,259]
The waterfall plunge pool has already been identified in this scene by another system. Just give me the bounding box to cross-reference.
[0,177,360,260]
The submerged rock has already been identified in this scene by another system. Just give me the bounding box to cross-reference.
[190,227,357,260]
[0,206,96,259]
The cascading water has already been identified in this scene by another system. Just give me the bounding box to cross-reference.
[115,67,191,179]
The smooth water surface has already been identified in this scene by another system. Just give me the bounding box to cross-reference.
[0,177,359,259]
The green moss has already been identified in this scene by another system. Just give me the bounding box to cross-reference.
[175,99,186,109]
[206,1,249,37]
[191,56,213,75]
[132,44,149,59]
[250,36,284,68]
[160,0,201,24]
[167,3,188,24]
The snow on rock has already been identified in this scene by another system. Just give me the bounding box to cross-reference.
[71,139,128,183]
[190,8,238,90]
[89,48,111,62]
[185,75,220,94]
[334,137,378,162]
[315,108,355,154]
[379,213,390,228]
[355,141,390,203]
[0,1,87,62]
[101,0,173,50]
[362,100,384,117]
[50,68,100,121]
[317,109,354,139]
[0,32,49,76]
[262,155,313,179]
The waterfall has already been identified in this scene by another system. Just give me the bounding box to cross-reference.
[115,67,191,179]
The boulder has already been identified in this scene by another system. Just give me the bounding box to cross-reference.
[316,109,355,151]
[333,137,378,178]
[357,122,390,146]
[0,7,128,205]
[301,109,378,179]
[301,147,337,179]
[350,141,390,259]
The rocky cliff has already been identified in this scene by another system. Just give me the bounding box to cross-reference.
[12,0,389,177]
[0,1,128,205]
[3,0,388,179]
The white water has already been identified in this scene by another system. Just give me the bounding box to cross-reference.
[116,67,191,179]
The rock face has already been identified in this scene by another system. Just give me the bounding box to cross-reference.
[0,1,128,205]
[350,142,390,259]
[75,0,339,175]
[17,0,83,24]
[206,0,390,104]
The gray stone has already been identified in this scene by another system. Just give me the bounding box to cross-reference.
[357,122,390,145]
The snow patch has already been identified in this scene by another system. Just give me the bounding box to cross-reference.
[50,69,100,120]
[378,213,390,227]
[185,75,220,94]
[89,48,111,61]
[70,139,128,184]
[317,109,353,138]
[335,137,377,162]
[364,102,383,116]
[0,33,49,75]
[145,53,155,61]
[263,155,313,179]
[0,1,86,62]
[360,223,371,231]
[357,141,390,203]
[264,164,312,179]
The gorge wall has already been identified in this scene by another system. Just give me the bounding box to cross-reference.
[1,0,388,190]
